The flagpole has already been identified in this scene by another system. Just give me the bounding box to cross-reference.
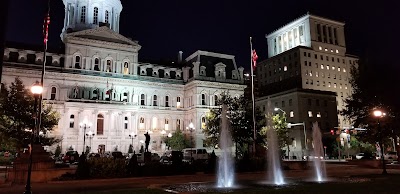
[250,37,257,156]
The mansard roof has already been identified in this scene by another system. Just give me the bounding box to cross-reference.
[64,26,141,50]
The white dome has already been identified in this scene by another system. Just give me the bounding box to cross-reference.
[61,0,123,41]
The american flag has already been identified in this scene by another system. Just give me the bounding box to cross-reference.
[252,50,258,68]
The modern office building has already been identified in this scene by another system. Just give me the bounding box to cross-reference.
[1,0,246,154]
[257,13,358,129]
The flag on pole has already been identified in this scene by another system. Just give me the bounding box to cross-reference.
[252,49,258,69]
[43,13,50,44]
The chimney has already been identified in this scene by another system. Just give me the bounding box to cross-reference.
[178,51,183,63]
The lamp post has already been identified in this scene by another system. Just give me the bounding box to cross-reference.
[186,122,195,161]
[161,130,166,150]
[129,132,136,152]
[274,107,286,114]
[287,122,307,156]
[79,120,92,155]
[24,82,43,194]
[86,131,95,153]
[373,110,387,175]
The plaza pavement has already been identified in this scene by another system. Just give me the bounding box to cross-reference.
[0,163,399,194]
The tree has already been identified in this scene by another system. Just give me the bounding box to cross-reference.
[260,113,292,156]
[0,77,61,149]
[164,128,190,151]
[203,93,263,158]
[341,62,400,153]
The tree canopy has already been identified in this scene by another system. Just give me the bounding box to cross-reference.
[0,77,61,149]
[164,128,190,151]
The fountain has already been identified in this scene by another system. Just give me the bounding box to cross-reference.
[217,104,235,188]
[266,102,285,185]
[311,122,326,182]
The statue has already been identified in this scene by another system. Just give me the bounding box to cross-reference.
[144,132,151,152]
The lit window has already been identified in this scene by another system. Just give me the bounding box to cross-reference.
[201,117,206,129]
[327,65,330,70]
[319,46,322,50]
[177,97,181,108]
[330,49,333,53]
[315,72,318,77]
[328,82,331,87]
[93,7,99,24]
[139,117,145,130]
[343,68,346,73]
[321,64,324,69]
[308,111,313,117]
[284,66,287,71]
[123,62,129,75]
[345,84,348,89]
[338,67,341,72]
[310,71,313,76]
[340,84,342,89]
[324,48,328,51]
[176,119,181,130]
[336,49,339,53]
[332,66,335,70]
[290,111,294,118]
[152,117,157,130]
[97,114,104,135]
[165,119,169,130]
[317,112,321,118]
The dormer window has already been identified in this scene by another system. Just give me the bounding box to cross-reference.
[75,56,81,69]
[218,71,221,77]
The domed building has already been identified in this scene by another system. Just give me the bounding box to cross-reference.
[1,0,246,154]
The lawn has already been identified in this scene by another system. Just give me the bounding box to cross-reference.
[72,174,400,194]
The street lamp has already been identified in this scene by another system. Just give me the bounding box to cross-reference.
[274,107,286,114]
[287,122,307,152]
[373,110,387,175]
[186,122,195,161]
[129,132,137,148]
[24,81,43,194]
[79,120,92,154]
[161,130,166,150]
[86,130,95,153]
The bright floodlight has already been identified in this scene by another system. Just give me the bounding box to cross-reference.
[274,108,279,111]
[168,133,172,138]
[129,132,136,137]
[87,130,94,136]
[31,83,43,95]
[189,122,194,129]
[373,110,383,117]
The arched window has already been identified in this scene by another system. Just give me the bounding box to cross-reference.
[50,87,57,100]
[105,10,109,24]
[124,116,128,130]
[93,7,99,24]
[75,56,81,68]
[152,117,157,130]
[123,62,129,75]
[176,119,181,130]
[69,115,75,128]
[214,95,218,106]
[94,58,100,71]
[92,89,99,100]
[201,117,206,129]
[176,96,181,108]
[164,119,169,130]
[153,95,158,106]
[201,94,206,105]
[139,117,145,129]
[140,94,145,105]
[165,96,169,107]
[106,60,112,72]
[80,6,86,23]
[97,114,104,135]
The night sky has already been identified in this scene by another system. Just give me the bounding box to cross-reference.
[5,0,400,75]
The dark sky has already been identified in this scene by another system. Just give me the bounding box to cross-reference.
[5,0,400,73]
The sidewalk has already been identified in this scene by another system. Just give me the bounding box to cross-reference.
[0,164,399,194]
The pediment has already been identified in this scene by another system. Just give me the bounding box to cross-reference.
[66,26,140,47]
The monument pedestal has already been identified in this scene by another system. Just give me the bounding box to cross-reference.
[144,152,151,164]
